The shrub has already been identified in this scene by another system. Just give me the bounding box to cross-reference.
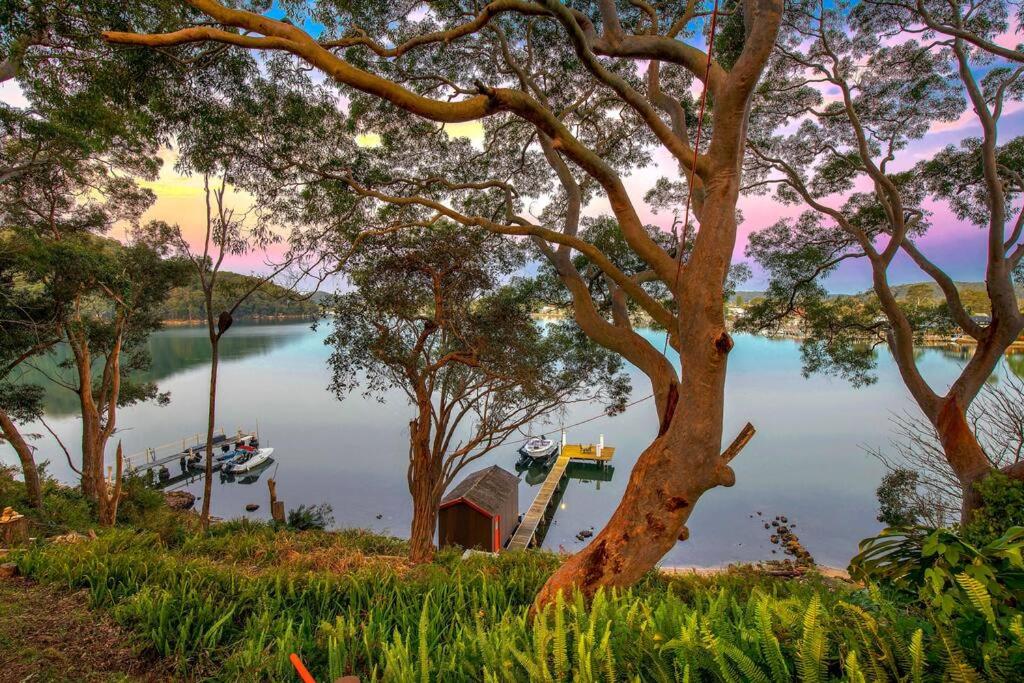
[963,472,1024,546]
[286,503,335,531]
[850,523,1024,671]
[0,463,94,534]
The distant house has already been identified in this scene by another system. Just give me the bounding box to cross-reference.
[971,314,992,327]
[438,465,519,553]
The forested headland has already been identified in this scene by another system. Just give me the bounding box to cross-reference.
[158,271,319,323]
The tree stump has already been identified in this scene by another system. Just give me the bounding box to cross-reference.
[0,509,29,548]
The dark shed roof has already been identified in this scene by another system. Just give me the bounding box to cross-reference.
[441,465,519,516]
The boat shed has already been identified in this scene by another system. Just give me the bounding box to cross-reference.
[439,465,519,552]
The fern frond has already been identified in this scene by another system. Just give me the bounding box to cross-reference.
[756,597,789,683]
[954,573,996,626]
[909,628,925,683]
[797,595,826,683]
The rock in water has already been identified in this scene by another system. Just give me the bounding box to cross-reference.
[164,491,196,511]
[245,503,259,512]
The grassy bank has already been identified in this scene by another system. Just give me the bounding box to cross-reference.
[9,521,1022,682]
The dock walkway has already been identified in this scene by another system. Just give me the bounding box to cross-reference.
[506,439,615,551]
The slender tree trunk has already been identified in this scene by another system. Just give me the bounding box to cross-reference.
[96,443,123,527]
[536,182,741,605]
[408,403,442,564]
[79,403,102,502]
[200,338,220,532]
[0,407,42,508]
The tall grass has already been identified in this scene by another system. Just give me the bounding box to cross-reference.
[14,526,1022,681]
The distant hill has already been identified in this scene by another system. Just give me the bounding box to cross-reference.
[880,281,1024,301]
[732,290,766,304]
[733,282,1022,308]
[158,271,320,322]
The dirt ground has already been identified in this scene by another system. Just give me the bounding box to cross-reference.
[0,574,171,683]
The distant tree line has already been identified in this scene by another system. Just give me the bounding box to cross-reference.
[157,271,318,323]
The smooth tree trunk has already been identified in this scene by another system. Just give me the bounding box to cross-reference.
[536,180,743,605]
[932,393,1024,522]
[200,338,220,531]
[0,407,42,508]
[407,403,443,564]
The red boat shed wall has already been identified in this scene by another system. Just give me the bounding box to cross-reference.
[438,466,519,552]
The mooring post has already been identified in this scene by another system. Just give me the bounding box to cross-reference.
[268,478,285,524]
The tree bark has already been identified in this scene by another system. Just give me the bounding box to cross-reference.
[200,338,220,532]
[0,407,42,508]
[931,394,1023,522]
[97,442,123,526]
[408,404,442,564]
[536,180,741,605]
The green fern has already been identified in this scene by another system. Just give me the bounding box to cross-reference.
[844,651,867,683]
[418,595,431,683]
[935,621,980,683]
[909,628,924,683]
[796,594,827,683]
[954,572,997,626]
[755,597,789,683]
[552,592,568,681]
[1009,614,1024,645]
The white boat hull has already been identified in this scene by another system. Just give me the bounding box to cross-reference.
[519,440,558,461]
[225,447,274,473]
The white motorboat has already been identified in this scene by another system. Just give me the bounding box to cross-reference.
[225,447,274,473]
[518,437,558,461]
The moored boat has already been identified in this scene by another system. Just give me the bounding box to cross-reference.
[225,447,274,473]
[518,437,558,462]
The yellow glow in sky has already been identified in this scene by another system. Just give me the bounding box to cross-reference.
[355,120,485,148]
[142,119,485,248]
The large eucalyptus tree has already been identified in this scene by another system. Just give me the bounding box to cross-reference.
[104,0,782,600]
[742,0,1024,519]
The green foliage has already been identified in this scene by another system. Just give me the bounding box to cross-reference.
[876,469,930,527]
[9,526,1022,681]
[286,503,335,531]
[0,464,93,534]
[849,525,1024,639]
[157,271,318,322]
[962,472,1024,547]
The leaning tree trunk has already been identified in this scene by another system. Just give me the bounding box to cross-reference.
[200,338,220,532]
[0,407,42,508]
[535,181,742,606]
[408,405,442,564]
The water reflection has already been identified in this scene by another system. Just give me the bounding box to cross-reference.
[11,323,309,417]
[513,456,615,546]
[6,322,1024,568]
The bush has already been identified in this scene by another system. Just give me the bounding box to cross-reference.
[963,471,1024,546]
[0,463,94,534]
[286,503,334,531]
[850,523,1024,667]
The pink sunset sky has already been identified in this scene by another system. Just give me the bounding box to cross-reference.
[4,26,1019,296]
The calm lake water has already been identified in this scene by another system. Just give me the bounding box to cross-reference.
[7,322,1023,568]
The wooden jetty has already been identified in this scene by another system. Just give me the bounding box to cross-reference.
[121,427,258,488]
[506,435,613,551]
[123,428,256,472]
